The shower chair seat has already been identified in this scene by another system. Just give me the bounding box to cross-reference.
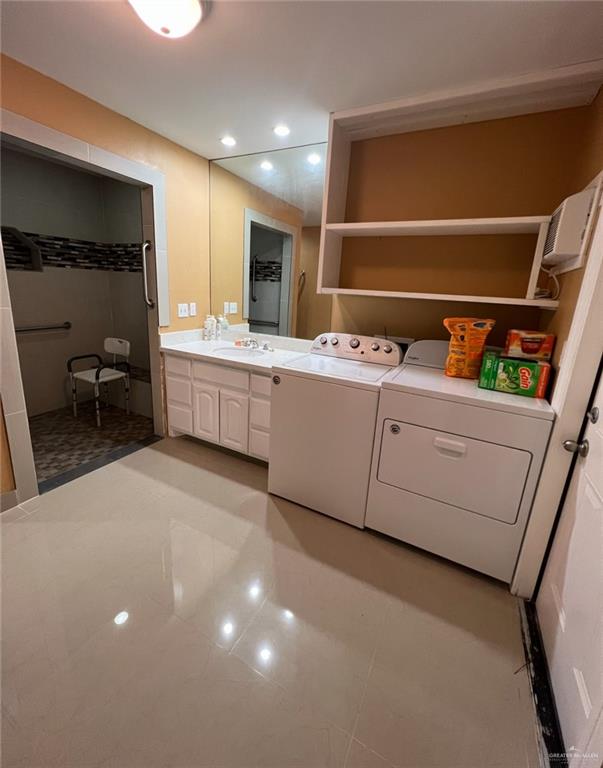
[67,337,131,427]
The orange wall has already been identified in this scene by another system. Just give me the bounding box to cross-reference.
[0,55,210,331]
[1,400,15,495]
[210,163,304,329]
[296,227,332,340]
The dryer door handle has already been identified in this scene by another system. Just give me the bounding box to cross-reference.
[433,436,467,457]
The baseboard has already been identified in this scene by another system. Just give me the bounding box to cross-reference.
[520,600,568,768]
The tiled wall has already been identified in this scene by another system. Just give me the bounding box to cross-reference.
[2,228,142,272]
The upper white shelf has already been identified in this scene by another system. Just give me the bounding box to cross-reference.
[326,216,550,237]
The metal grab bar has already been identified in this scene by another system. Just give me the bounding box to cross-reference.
[142,240,155,309]
[15,321,72,333]
[251,254,258,302]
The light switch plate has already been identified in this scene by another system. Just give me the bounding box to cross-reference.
[224,301,230,316]
[189,302,197,317]
[229,302,238,314]
[177,303,189,318]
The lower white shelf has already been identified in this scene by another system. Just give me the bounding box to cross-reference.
[320,287,559,309]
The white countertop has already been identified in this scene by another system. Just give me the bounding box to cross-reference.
[383,364,556,420]
[161,338,308,374]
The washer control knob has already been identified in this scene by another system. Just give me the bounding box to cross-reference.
[319,336,328,345]
[330,337,339,346]
[371,342,380,351]
[349,338,360,349]
[383,344,393,354]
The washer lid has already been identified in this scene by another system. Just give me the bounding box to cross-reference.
[280,354,393,383]
[383,365,555,420]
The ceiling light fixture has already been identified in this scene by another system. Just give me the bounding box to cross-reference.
[221,135,237,148]
[260,160,274,171]
[307,153,321,166]
[273,124,290,138]
[128,0,203,39]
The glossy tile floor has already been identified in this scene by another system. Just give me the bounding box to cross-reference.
[2,438,540,768]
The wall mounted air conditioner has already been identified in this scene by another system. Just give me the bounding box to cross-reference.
[542,189,595,266]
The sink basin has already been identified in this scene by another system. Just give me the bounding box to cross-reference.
[213,346,266,359]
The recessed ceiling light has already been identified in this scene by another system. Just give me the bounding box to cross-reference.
[113,611,129,625]
[307,153,321,166]
[128,0,203,39]
[220,135,237,148]
[260,160,274,171]
[273,124,290,137]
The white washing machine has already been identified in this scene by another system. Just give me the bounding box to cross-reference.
[365,340,555,582]
[268,333,403,528]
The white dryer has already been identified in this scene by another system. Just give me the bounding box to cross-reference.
[365,340,555,582]
[268,333,403,528]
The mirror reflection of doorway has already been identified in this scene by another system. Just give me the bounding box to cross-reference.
[243,209,294,337]
[249,222,291,336]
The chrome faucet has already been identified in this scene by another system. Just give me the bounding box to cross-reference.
[241,337,259,349]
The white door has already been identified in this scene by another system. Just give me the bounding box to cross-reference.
[193,382,219,443]
[219,390,249,453]
[537,375,603,768]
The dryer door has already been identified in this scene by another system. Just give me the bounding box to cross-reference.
[378,420,532,524]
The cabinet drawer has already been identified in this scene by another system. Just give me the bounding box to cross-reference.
[250,374,271,397]
[192,361,249,391]
[167,403,193,434]
[166,375,192,407]
[249,428,269,460]
[165,355,190,378]
[377,420,531,524]
[250,397,271,430]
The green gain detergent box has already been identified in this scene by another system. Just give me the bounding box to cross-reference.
[479,352,551,399]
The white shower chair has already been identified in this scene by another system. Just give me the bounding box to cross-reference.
[67,338,131,427]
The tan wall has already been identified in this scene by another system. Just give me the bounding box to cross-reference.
[332,100,601,344]
[210,163,304,328]
[0,55,210,331]
[1,400,15,494]
[296,227,332,340]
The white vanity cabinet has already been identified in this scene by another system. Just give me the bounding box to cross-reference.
[164,353,271,460]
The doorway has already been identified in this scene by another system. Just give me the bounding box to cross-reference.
[1,144,159,492]
[243,209,295,336]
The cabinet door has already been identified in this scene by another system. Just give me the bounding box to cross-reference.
[193,383,219,444]
[219,390,249,453]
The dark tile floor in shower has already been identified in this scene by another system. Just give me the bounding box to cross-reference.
[29,402,155,485]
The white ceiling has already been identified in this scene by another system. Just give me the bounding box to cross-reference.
[1,1,603,160]
[214,142,326,225]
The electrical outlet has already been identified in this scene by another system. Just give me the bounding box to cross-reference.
[189,302,197,317]
[224,301,230,316]
[177,303,189,318]
[229,302,238,314]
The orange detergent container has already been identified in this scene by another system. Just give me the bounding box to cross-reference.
[443,317,496,379]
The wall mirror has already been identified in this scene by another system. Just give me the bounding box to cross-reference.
[209,142,331,340]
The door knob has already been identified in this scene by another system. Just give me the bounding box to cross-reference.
[587,406,599,424]
[563,439,589,457]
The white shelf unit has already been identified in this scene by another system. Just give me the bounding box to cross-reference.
[317,61,603,311]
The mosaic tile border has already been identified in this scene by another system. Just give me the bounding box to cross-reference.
[2,227,142,272]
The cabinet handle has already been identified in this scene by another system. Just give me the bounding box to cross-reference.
[390,424,400,434]
[433,436,466,457]
[272,376,281,385]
